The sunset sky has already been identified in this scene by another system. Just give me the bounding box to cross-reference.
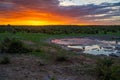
[0,0,120,25]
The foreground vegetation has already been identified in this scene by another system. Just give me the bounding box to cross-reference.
[0,25,120,80]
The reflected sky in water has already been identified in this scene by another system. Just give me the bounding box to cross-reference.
[52,38,120,56]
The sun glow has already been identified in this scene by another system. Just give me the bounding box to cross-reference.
[26,21,47,25]
[0,9,85,25]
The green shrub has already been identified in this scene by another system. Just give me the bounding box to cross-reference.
[96,58,113,80]
[96,58,120,80]
[111,65,120,80]
[0,37,11,53]
[0,56,10,64]
[35,49,41,52]
[0,37,31,54]
[50,77,57,80]
[7,40,30,53]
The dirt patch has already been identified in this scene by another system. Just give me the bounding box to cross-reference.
[0,54,97,80]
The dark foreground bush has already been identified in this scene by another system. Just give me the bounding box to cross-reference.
[0,37,31,54]
[96,58,113,80]
[56,56,68,62]
[96,58,120,80]
[0,56,10,64]
[111,65,120,80]
[50,77,57,80]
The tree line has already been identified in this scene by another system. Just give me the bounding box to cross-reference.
[0,25,120,34]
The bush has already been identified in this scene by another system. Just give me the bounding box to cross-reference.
[0,37,11,53]
[96,58,113,80]
[7,40,30,53]
[111,65,120,80]
[96,58,120,80]
[0,37,31,54]
[0,56,10,64]
[56,56,68,62]
[50,77,57,80]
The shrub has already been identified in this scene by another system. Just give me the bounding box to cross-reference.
[0,37,31,54]
[0,56,10,64]
[35,49,41,52]
[0,37,11,53]
[111,65,120,80]
[50,77,57,80]
[96,58,120,80]
[96,58,113,80]
[7,40,30,53]
[56,56,68,62]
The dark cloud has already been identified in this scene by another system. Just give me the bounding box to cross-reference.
[11,0,59,10]
[0,2,16,11]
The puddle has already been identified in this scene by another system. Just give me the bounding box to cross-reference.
[52,38,120,56]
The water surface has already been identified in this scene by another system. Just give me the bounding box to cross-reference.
[52,38,120,56]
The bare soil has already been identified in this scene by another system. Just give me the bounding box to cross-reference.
[0,54,97,80]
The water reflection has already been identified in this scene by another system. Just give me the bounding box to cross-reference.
[52,38,120,56]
